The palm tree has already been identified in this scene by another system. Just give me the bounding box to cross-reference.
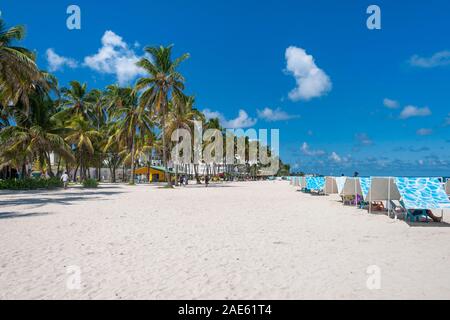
[166,95,204,184]
[0,96,74,178]
[57,81,95,121]
[0,18,44,110]
[136,45,189,187]
[65,115,100,181]
[104,86,153,184]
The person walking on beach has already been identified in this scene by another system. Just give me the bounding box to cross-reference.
[205,175,210,187]
[61,172,69,189]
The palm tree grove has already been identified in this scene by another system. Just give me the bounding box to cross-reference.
[0,18,288,189]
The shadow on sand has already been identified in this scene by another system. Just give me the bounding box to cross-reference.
[0,189,125,219]
[0,211,53,220]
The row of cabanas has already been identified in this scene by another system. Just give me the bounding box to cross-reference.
[288,176,450,223]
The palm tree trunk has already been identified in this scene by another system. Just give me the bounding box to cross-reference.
[194,164,201,184]
[56,156,62,177]
[130,135,136,185]
[45,153,55,178]
[161,112,172,187]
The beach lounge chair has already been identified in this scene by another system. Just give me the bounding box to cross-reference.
[366,177,401,217]
[340,178,363,206]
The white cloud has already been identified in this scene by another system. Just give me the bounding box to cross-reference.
[409,51,450,68]
[329,151,342,163]
[203,109,257,129]
[84,31,146,85]
[383,98,399,109]
[399,105,432,119]
[301,142,326,157]
[257,107,300,122]
[416,128,433,136]
[285,46,332,101]
[46,48,78,72]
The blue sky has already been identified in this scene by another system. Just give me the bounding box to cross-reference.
[2,1,450,176]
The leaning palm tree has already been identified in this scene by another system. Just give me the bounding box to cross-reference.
[136,45,189,187]
[104,85,153,184]
[0,18,44,110]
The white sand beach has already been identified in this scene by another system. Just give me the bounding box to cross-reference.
[1,181,450,300]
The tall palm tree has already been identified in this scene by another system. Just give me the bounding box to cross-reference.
[65,115,100,181]
[104,85,153,184]
[0,18,44,110]
[57,81,95,121]
[136,45,189,187]
[166,96,204,184]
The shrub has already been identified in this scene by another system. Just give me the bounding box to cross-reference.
[0,177,63,190]
[82,178,98,188]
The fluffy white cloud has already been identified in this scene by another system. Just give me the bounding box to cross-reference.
[416,128,433,136]
[203,109,257,129]
[84,31,146,85]
[46,48,78,72]
[301,142,326,157]
[256,107,300,122]
[383,98,399,109]
[285,46,332,101]
[399,105,432,119]
[409,51,450,68]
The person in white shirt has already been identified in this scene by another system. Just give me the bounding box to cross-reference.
[61,172,69,189]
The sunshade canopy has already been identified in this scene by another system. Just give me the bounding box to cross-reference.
[359,177,372,200]
[306,177,325,191]
[395,177,450,210]
[366,177,401,202]
[335,177,347,194]
[341,178,363,196]
[324,177,338,194]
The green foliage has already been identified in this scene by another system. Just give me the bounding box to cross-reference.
[82,178,98,188]
[0,177,63,190]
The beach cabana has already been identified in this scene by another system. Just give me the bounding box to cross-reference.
[306,177,326,195]
[395,177,450,222]
[324,177,338,194]
[294,176,306,190]
[366,177,401,216]
[445,180,450,197]
[340,178,363,206]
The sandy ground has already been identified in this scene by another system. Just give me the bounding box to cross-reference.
[1,181,450,300]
